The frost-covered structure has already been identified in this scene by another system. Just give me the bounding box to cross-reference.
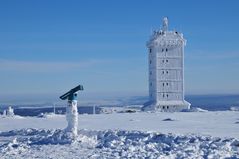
[60,85,83,138]
[6,106,14,117]
[65,94,78,138]
[143,17,190,112]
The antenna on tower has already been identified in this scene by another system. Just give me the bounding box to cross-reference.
[162,17,168,32]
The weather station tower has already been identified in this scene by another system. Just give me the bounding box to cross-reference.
[143,17,190,112]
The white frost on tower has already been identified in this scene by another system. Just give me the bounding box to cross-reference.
[143,17,191,112]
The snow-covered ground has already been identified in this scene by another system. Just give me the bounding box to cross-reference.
[0,111,239,158]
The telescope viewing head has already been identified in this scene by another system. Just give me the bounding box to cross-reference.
[59,84,84,101]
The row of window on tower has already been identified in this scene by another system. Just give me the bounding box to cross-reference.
[162,59,169,63]
[149,70,169,75]
[162,94,169,98]
[149,48,168,53]
[162,106,169,109]
[162,70,169,74]
[149,56,171,68]
[150,82,169,87]
[150,93,169,98]
[150,70,183,80]
[149,59,170,65]
[162,82,169,86]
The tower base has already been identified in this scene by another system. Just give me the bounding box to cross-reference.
[142,100,191,112]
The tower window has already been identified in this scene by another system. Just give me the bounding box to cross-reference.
[149,48,152,53]
[162,71,164,74]
[166,48,168,52]
[163,83,164,86]
[163,106,165,109]
[162,49,164,52]
[167,106,169,109]
[163,94,165,98]
[150,71,152,75]
[166,83,168,86]
[166,94,169,98]
[166,59,168,62]
[162,60,164,63]
[166,71,169,74]
[149,60,152,64]
[150,82,152,86]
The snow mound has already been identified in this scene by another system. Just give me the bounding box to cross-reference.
[0,128,95,145]
[37,112,61,118]
[0,115,24,119]
[230,106,239,111]
[182,107,208,112]
[0,129,239,158]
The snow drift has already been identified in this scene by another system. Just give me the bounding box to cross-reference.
[0,128,238,159]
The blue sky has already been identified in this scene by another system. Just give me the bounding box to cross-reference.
[0,0,239,103]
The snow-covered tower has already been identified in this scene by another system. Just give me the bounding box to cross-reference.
[143,17,190,112]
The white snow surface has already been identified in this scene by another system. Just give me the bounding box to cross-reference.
[0,111,239,158]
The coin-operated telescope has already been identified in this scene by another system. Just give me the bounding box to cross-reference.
[60,84,84,138]
[60,85,84,100]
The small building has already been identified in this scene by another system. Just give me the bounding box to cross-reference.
[6,106,14,117]
[143,17,190,112]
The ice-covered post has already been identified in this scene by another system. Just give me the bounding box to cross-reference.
[65,93,78,137]
[60,85,84,138]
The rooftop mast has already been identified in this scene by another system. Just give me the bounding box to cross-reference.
[162,17,168,32]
